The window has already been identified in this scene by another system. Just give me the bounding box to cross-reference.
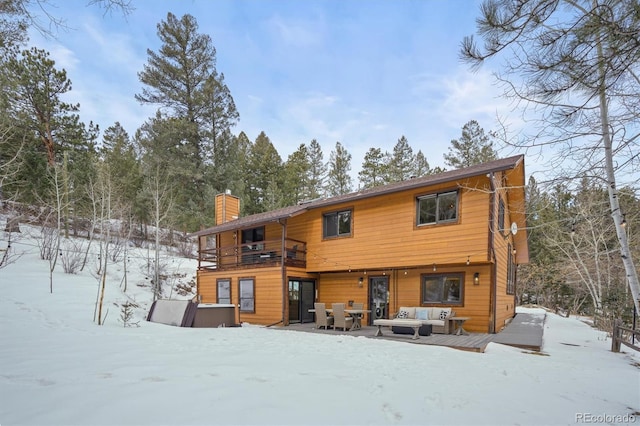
[239,278,255,312]
[241,226,264,246]
[417,191,458,225]
[498,198,505,234]
[323,209,352,238]
[421,273,463,305]
[507,244,515,295]
[217,278,231,304]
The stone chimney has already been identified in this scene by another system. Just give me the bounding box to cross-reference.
[215,190,240,225]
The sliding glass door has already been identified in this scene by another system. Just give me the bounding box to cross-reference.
[288,279,316,323]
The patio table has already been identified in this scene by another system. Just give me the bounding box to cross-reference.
[447,317,470,335]
[345,309,371,331]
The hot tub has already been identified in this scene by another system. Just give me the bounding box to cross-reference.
[192,303,238,328]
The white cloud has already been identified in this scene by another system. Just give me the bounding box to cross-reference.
[266,14,324,48]
[80,16,145,74]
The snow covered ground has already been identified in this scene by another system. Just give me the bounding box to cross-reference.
[1,224,639,425]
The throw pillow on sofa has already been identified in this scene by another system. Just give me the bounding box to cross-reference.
[396,309,409,319]
[438,308,452,320]
[397,307,416,319]
[416,308,429,320]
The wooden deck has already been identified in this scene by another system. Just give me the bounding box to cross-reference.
[281,322,495,353]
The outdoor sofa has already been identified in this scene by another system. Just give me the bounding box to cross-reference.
[376,306,455,335]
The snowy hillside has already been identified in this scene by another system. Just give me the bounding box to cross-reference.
[0,223,639,426]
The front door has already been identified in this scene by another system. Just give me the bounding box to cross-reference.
[368,276,389,325]
[288,279,316,323]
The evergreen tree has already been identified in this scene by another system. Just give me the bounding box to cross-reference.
[387,135,416,182]
[326,141,352,196]
[358,147,386,189]
[59,119,99,236]
[283,144,311,205]
[101,122,141,210]
[136,13,215,124]
[443,120,498,169]
[307,139,326,199]
[0,0,29,51]
[209,129,242,195]
[203,71,240,171]
[5,47,79,167]
[136,12,233,231]
[135,113,192,230]
[233,131,252,216]
[414,150,431,177]
[244,131,284,215]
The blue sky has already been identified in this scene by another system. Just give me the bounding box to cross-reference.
[27,0,526,178]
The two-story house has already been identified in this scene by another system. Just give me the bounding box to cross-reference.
[192,155,528,333]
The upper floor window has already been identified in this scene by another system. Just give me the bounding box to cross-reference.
[498,198,505,234]
[323,209,352,238]
[417,191,458,226]
[241,226,264,245]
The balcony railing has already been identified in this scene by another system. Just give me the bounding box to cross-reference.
[198,238,306,271]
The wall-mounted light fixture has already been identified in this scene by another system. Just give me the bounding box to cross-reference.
[358,277,363,287]
[473,272,480,286]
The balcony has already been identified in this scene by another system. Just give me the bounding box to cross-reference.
[198,238,306,271]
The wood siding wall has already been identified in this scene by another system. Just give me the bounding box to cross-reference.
[317,265,493,333]
[297,178,492,272]
[491,171,517,331]
[198,172,524,333]
[198,267,285,325]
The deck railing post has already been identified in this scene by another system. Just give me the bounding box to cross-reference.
[611,319,621,353]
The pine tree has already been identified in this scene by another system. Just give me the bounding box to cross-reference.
[136,12,234,231]
[358,147,387,189]
[307,139,326,199]
[443,120,497,169]
[326,141,352,196]
[387,136,416,182]
[209,129,242,195]
[283,144,311,205]
[5,47,79,167]
[101,122,141,213]
[414,150,431,177]
[203,71,240,173]
[234,131,252,215]
[244,131,284,214]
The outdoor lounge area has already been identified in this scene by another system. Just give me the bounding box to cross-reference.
[286,321,493,352]
[283,311,545,353]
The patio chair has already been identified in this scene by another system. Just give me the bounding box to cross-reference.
[314,303,333,330]
[332,303,354,331]
[352,302,364,310]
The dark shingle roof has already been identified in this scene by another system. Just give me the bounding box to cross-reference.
[191,154,524,237]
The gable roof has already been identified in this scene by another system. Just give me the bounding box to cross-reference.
[191,154,525,237]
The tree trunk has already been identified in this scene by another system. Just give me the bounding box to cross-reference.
[595,31,640,315]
